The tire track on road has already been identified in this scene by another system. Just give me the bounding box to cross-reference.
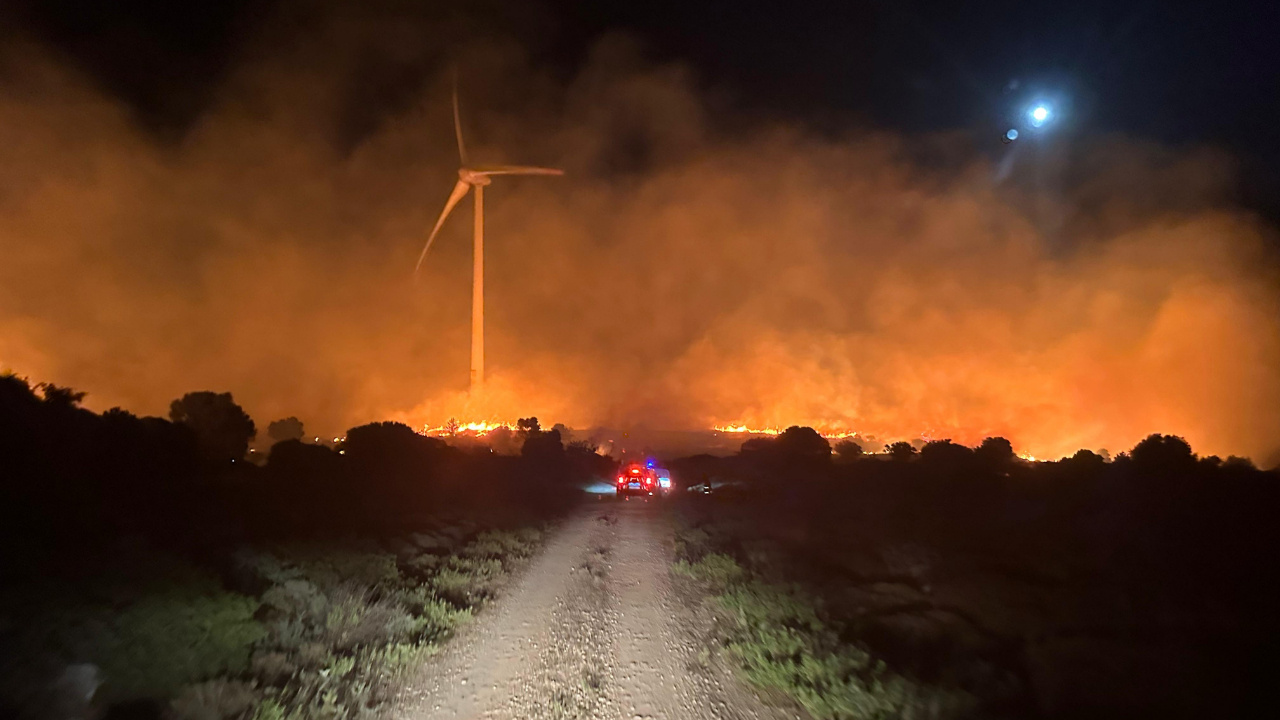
[399,499,802,720]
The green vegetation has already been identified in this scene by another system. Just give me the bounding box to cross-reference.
[674,533,971,720]
[1,527,544,720]
[668,430,1280,717]
[2,377,585,719]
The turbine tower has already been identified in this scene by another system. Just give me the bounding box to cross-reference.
[416,79,562,391]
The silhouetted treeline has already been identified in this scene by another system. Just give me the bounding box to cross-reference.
[676,427,1280,592]
[672,426,1280,719]
[0,375,608,566]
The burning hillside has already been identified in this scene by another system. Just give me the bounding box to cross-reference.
[2,15,1279,463]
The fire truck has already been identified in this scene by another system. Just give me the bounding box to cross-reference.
[615,460,673,498]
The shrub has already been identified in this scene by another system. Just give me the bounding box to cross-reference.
[170,679,261,720]
[252,699,285,720]
[95,591,265,700]
[237,549,401,592]
[460,535,508,559]
[717,582,971,719]
[462,529,540,561]
[402,590,472,642]
[402,553,443,578]
[671,536,974,720]
[432,564,498,607]
[674,553,747,591]
[261,580,327,619]
[292,550,401,590]
[319,586,419,651]
[13,586,266,703]
[250,652,294,684]
[262,640,437,720]
[673,527,712,561]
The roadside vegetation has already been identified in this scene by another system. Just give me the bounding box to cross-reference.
[3,529,540,719]
[671,427,1280,719]
[0,374,609,719]
[674,534,973,719]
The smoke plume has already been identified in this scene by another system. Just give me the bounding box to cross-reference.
[2,10,1278,461]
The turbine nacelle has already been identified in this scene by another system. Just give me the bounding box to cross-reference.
[459,168,492,186]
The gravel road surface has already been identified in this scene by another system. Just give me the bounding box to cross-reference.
[395,498,800,720]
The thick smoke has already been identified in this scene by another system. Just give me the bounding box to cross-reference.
[2,14,1278,461]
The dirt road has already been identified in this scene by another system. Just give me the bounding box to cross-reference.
[395,499,799,720]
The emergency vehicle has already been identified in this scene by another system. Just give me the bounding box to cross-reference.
[615,460,673,498]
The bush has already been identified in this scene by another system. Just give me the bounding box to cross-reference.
[718,582,971,720]
[290,550,401,590]
[402,590,472,643]
[673,527,712,561]
[462,529,541,561]
[402,553,443,578]
[170,679,261,720]
[4,583,265,704]
[432,557,504,607]
[671,526,972,720]
[674,553,747,591]
[320,586,419,651]
[93,591,265,700]
[261,580,327,619]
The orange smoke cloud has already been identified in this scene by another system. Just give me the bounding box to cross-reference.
[2,19,1278,463]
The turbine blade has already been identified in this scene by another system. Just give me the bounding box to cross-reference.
[471,165,565,177]
[452,70,468,166]
[415,179,471,276]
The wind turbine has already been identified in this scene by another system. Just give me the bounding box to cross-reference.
[415,79,562,391]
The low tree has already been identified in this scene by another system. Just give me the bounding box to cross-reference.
[975,436,1016,473]
[342,422,450,510]
[1130,433,1196,475]
[739,437,775,457]
[344,421,440,465]
[267,417,305,444]
[169,391,256,463]
[1224,455,1256,471]
[775,426,831,463]
[37,382,86,408]
[1063,448,1107,474]
[484,426,520,455]
[920,439,973,465]
[834,440,863,463]
[521,427,564,463]
[551,423,572,443]
[267,440,343,494]
[886,441,917,461]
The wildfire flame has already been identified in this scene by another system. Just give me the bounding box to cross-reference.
[713,424,866,439]
[419,420,518,437]
[401,414,1064,461]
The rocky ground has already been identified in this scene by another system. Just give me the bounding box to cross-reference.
[394,499,802,720]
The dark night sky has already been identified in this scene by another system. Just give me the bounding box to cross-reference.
[5,0,1280,215]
